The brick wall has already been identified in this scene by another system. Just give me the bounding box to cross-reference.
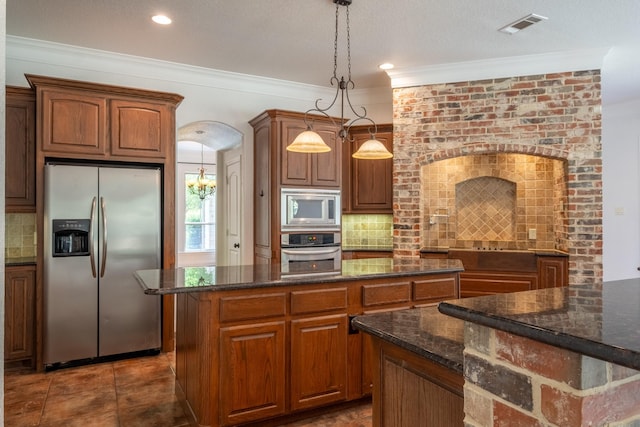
[392,71,602,284]
[464,323,640,426]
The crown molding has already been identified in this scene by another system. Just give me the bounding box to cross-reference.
[385,47,611,88]
[6,35,336,101]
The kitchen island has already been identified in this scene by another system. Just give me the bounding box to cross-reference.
[352,306,465,426]
[135,257,463,427]
[353,279,640,426]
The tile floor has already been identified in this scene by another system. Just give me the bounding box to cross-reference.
[4,352,372,427]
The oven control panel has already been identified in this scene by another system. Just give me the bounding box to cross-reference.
[281,232,341,247]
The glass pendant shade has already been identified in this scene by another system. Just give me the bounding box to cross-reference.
[287,130,332,153]
[352,138,393,159]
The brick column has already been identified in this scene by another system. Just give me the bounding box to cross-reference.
[463,322,640,426]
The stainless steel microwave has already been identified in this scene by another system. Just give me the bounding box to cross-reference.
[281,188,341,231]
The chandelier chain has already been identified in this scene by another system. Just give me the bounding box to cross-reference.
[346,5,351,80]
[333,3,339,80]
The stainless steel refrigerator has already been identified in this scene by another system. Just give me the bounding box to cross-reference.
[44,163,162,367]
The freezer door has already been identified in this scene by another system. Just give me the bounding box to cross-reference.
[44,164,99,364]
[98,167,162,356]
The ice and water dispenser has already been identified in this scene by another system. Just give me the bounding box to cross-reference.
[52,219,91,257]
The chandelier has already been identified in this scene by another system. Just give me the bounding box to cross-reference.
[186,144,216,200]
[287,0,393,160]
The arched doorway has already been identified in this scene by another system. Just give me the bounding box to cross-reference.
[176,121,243,267]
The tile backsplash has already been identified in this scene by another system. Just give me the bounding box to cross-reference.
[342,214,393,249]
[5,213,37,258]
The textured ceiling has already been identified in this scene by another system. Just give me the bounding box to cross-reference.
[6,0,640,105]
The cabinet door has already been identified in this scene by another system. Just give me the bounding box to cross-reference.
[254,122,273,262]
[5,266,36,363]
[281,118,312,186]
[311,122,341,187]
[290,314,348,411]
[110,99,170,158]
[349,127,393,212]
[5,89,36,212]
[219,322,286,426]
[281,118,341,187]
[537,256,568,288]
[40,89,108,155]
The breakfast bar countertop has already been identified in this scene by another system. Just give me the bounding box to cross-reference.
[438,279,640,371]
[135,257,464,295]
[352,306,464,374]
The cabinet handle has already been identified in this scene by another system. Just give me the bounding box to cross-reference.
[89,197,97,278]
[233,243,240,248]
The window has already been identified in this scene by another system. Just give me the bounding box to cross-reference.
[184,171,216,252]
[177,162,217,266]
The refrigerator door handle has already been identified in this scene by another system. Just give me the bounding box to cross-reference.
[89,197,97,278]
[100,197,108,278]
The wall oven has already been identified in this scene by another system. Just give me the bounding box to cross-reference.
[281,188,340,231]
[281,232,341,275]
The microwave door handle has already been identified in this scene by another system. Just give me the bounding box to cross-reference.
[100,197,108,278]
[89,197,97,278]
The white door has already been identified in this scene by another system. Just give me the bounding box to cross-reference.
[226,156,242,266]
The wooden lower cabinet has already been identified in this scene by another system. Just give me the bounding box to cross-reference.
[370,337,464,427]
[290,315,348,411]
[175,271,460,426]
[421,251,568,296]
[5,265,36,366]
[219,322,287,426]
[537,256,568,289]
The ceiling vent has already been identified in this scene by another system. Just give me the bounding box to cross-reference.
[499,13,548,34]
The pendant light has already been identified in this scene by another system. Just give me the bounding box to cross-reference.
[186,144,216,200]
[287,0,393,160]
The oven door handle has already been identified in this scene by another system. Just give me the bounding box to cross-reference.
[281,247,341,256]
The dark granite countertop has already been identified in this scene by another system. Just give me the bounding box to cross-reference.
[352,306,464,374]
[5,257,37,266]
[439,279,640,371]
[135,257,464,295]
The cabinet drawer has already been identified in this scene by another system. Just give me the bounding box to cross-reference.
[291,288,348,315]
[460,272,537,298]
[219,293,286,323]
[413,276,458,303]
[362,282,411,307]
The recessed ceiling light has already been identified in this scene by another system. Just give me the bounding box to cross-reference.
[152,15,172,25]
[379,63,394,71]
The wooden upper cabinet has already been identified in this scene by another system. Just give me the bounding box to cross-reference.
[343,124,393,213]
[39,88,108,155]
[110,99,172,158]
[250,109,342,265]
[5,87,36,212]
[26,74,183,162]
[280,116,341,187]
